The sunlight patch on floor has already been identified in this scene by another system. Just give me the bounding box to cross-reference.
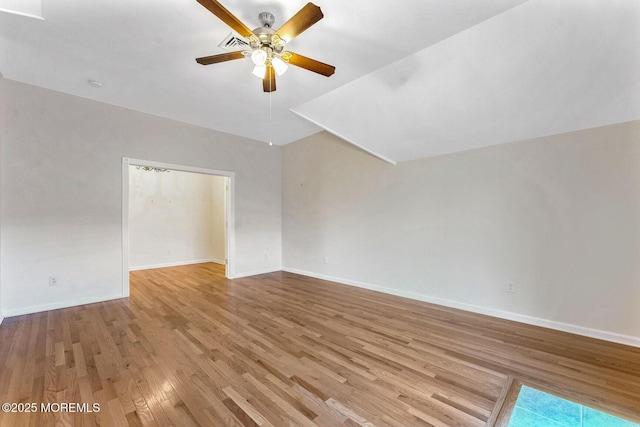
[508,386,640,427]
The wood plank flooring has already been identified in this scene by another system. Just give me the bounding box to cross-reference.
[1,262,639,426]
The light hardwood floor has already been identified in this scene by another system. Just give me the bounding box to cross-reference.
[1,262,639,426]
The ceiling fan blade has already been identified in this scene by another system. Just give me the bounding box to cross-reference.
[263,65,276,92]
[276,3,323,43]
[196,51,245,65]
[196,0,254,38]
[286,52,335,77]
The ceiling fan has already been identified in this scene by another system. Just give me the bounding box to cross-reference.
[195,0,335,92]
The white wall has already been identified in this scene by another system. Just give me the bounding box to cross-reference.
[282,122,640,345]
[0,77,281,316]
[128,167,226,270]
[210,175,227,263]
[0,75,4,324]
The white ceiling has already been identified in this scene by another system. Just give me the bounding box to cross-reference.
[1,0,638,163]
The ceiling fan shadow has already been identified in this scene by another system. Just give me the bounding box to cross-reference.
[370,53,423,89]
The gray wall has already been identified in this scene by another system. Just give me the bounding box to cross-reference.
[282,122,640,344]
[0,77,281,316]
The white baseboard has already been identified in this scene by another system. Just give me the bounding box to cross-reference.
[282,267,640,349]
[0,314,4,326]
[211,259,226,265]
[129,258,217,271]
[1,293,125,318]
[232,267,281,279]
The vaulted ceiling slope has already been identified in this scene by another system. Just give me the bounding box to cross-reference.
[294,0,640,162]
[1,0,638,163]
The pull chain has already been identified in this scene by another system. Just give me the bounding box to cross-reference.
[269,88,273,146]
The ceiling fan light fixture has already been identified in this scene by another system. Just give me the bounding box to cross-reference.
[252,63,267,79]
[271,57,288,76]
[195,2,335,93]
[251,49,268,66]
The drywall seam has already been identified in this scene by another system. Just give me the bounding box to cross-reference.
[282,267,640,349]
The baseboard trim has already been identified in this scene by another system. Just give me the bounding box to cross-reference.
[282,267,640,349]
[2,293,125,318]
[232,267,281,279]
[0,314,4,326]
[129,258,217,271]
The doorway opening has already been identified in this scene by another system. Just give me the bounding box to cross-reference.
[121,157,235,296]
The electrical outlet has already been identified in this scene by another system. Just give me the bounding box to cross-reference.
[323,256,329,264]
[507,282,516,293]
[49,276,58,286]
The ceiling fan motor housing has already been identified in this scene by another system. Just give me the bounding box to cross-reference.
[250,24,285,58]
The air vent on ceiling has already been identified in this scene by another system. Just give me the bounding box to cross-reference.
[218,32,250,51]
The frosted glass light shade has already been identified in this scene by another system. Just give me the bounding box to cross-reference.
[271,57,288,76]
[251,49,268,65]
[252,64,267,79]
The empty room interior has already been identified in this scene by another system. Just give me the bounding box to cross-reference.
[1,0,639,426]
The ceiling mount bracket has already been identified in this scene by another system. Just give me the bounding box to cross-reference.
[258,12,275,28]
